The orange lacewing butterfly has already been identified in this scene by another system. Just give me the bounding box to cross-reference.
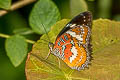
[44,11,92,71]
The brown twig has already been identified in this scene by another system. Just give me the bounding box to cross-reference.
[0,0,36,17]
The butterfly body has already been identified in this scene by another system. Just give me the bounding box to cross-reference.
[48,11,92,71]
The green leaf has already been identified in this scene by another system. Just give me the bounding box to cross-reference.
[29,0,61,34]
[0,0,11,9]
[5,35,28,67]
[70,0,88,18]
[53,0,88,18]
[25,19,120,80]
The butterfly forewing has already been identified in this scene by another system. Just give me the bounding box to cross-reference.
[57,11,92,38]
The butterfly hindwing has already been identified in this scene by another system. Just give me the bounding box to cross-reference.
[53,25,90,70]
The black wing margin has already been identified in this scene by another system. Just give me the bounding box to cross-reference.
[56,11,92,38]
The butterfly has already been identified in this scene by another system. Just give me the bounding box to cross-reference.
[47,11,92,71]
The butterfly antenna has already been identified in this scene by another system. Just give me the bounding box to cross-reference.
[41,23,51,42]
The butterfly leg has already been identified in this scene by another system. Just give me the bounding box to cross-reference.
[56,57,61,68]
[44,50,61,68]
[44,50,51,60]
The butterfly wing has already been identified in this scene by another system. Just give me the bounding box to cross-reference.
[52,11,92,70]
[63,39,90,70]
[56,11,92,39]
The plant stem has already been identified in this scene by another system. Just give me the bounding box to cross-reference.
[0,33,35,44]
[0,0,36,16]
[26,39,35,44]
[0,33,10,38]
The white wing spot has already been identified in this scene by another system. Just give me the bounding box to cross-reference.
[66,31,83,41]
[70,24,76,28]
[83,16,86,18]
[82,32,85,34]
[70,46,78,63]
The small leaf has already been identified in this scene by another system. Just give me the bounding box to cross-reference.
[70,0,88,18]
[0,0,11,9]
[29,0,61,34]
[5,35,28,67]
[26,19,120,80]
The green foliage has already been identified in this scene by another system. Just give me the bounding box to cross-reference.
[54,0,88,18]
[92,19,120,52]
[25,19,120,80]
[70,0,88,18]
[0,51,26,80]
[2,11,28,34]
[113,15,120,21]
[0,0,11,9]
[98,0,112,18]
[13,28,34,35]
[5,35,28,67]
[29,0,61,34]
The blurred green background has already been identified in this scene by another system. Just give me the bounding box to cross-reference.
[0,0,120,80]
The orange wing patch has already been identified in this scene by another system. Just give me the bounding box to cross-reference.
[63,38,88,70]
[82,26,89,44]
[71,26,81,35]
[69,25,90,44]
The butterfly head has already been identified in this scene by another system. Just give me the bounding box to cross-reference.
[48,42,54,52]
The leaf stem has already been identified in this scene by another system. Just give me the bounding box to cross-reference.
[0,0,36,16]
[26,39,35,44]
[0,33,35,44]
